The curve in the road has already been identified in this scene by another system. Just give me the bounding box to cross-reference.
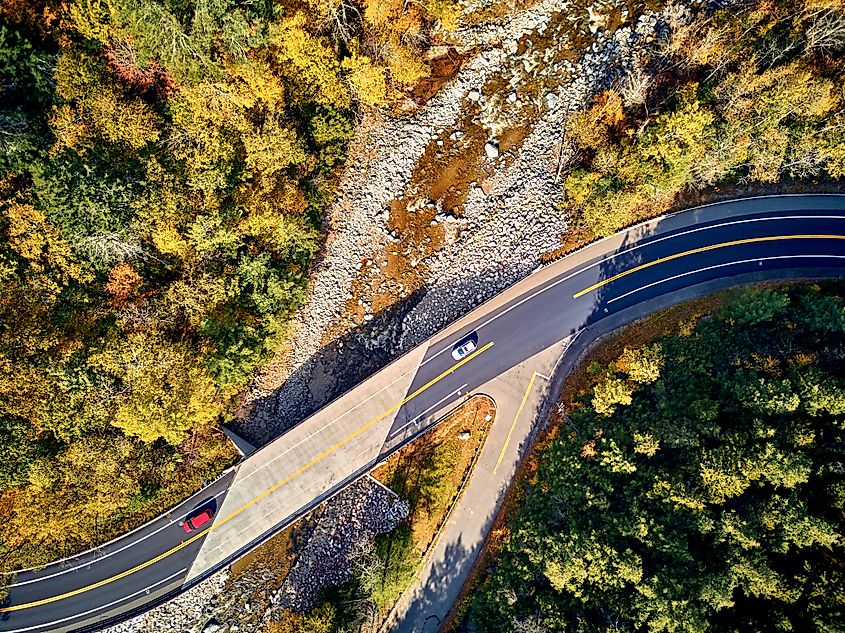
[3,194,845,633]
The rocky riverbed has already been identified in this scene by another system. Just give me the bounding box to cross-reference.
[235,0,703,447]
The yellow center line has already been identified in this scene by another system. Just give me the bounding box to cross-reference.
[493,371,538,475]
[572,234,845,299]
[1,341,494,614]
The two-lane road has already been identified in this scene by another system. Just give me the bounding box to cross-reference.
[1,472,235,632]
[382,207,845,449]
[3,195,845,632]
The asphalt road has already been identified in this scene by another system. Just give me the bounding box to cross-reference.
[381,202,845,451]
[0,471,236,633]
[3,195,845,632]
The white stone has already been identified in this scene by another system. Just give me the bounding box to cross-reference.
[467,89,481,101]
[484,141,499,158]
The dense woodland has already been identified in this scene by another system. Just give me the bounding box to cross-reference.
[0,0,452,569]
[565,0,845,236]
[471,286,845,632]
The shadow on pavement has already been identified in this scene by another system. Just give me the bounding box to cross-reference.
[390,534,478,633]
[390,224,661,632]
[234,258,562,446]
[234,215,660,449]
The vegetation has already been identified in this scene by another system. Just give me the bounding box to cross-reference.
[271,396,494,632]
[470,285,845,632]
[563,0,845,236]
[0,0,454,570]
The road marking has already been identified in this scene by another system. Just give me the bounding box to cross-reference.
[420,215,845,366]
[607,254,845,304]
[0,341,494,614]
[9,215,844,616]
[573,235,845,299]
[214,341,493,524]
[238,359,424,483]
[8,489,229,588]
[3,569,187,633]
[493,372,539,475]
[535,372,552,381]
[387,384,468,440]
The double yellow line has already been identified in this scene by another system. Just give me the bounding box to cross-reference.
[573,234,845,299]
[1,341,494,613]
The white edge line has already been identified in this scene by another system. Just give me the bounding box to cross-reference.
[206,439,384,556]
[387,384,468,440]
[10,490,228,588]
[607,255,845,304]
[419,215,845,366]
[6,472,236,578]
[215,383,474,552]
[16,211,845,584]
[6,568,187,633]
[237,358,424,484]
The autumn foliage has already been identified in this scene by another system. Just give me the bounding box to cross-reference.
[563,0,845,237]
[0,0,455,569]
[472,286,845,632]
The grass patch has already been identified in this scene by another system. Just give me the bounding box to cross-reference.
[367,395,496,615]
[232,395,495,633]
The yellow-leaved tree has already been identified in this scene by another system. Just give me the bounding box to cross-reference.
[51,47,163,154]
[7,437,140,547]
[3,201,88,293]
[342,52,388,106]
[269,13,350,108]
[89,331,223,444]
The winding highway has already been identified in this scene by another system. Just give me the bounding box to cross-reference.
[3,194,845,632]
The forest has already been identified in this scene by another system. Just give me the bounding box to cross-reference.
[0,0,450,569]
[470,285,845,632]
[564,0,845,237]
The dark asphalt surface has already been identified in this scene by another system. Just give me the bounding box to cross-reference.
[1,471,235,632]
[3,195,845,632]
[382,200,845,447]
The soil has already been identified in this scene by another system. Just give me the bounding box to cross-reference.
[372,395,496,554]
[408,48,478,106]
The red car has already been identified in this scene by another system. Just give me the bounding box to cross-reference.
[181,508,215,533]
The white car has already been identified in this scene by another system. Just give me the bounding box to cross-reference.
[452,337,477,361]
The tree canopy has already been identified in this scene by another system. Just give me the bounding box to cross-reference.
[563,0,845,236]
[0,0,453,569]
[471,285,845,632]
